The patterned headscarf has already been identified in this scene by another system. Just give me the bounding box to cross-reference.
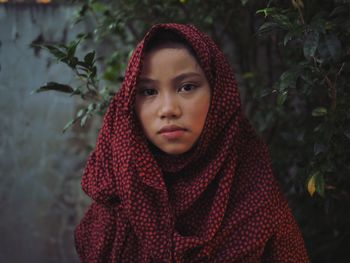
[75,23,309,263]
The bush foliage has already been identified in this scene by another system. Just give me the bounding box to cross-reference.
[36,0,350,261]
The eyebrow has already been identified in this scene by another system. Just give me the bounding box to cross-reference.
[138,72,203,84]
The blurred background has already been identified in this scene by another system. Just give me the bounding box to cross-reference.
[0,0,349,262]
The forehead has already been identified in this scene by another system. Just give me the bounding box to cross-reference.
[140,46,203,77]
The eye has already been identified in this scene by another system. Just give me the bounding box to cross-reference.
[179,83,197,93]
[139,88,158,97]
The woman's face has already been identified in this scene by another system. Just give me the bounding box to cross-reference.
[135,45,211,155]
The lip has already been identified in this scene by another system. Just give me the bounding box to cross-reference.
[158,125,187,139]
[158,125,186,133]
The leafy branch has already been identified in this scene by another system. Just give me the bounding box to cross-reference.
[31,35,117,132]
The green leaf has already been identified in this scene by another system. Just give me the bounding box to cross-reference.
[312,107,327,116]
[91,2,106,13]
[325,34,342,61]
[90,66,97,79]
[257,22,279,35]
[277,91,288,106]
[63,119,75,133]
[329,5,349,17]
[241,0,249,6]
[300,70,314,86]
[307,173,316,196]
[104,68,118,82]
[67,38,83,58]
[309,17,326,34]
[62,56,78,69]
[78,4,89,16]
[76,109,85,118]
[76,63,89,71]
[67,43,77,58]
[307,171,325,197]
[283,26,304,46]
[284,32,293,46]
[256,7,277,18]
[318,34,342,63]
[315,173,325,197]
[242,72,255,79]
[87,103,96,112]
[71,88,82,96]
[80,114,89,126]
[84,51,95,66]
[259,89,271,98]
[32,82,74,94]
[278,68,299,91]
[76,33,90,40]
[314,143,327,155]
[303,31,320,58]
[77,72,88,78]
[271,14,292,29]
[204,16,214,25]
[45,45,66,60]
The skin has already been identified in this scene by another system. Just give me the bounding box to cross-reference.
[135,44,211,155]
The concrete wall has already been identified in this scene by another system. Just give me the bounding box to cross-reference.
[0,4,96,263]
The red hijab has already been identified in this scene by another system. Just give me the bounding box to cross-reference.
[75,23,309,262]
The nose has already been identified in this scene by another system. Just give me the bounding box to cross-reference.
[158,93,181,119]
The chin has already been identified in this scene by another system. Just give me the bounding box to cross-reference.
[161,146,191,156]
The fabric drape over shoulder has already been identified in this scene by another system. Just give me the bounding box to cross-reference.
[75,23,309,263]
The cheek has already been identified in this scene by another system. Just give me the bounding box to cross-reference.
[188,96,211,130]
[135,101,155,132]
[135,100,146,127]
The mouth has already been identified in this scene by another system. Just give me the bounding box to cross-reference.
[158,125,187,139]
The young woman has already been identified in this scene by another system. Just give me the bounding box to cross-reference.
[75,23,309,263]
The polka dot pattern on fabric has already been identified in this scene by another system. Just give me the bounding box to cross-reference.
[75,23,310,263]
